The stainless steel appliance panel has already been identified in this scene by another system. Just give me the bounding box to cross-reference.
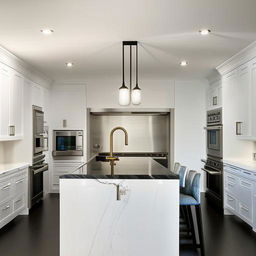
[90,114,170,154]
[52,130,83,156]
[206,108,223,159]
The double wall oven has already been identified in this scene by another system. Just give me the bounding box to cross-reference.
[30,106,48,208]
[203,108,223,210]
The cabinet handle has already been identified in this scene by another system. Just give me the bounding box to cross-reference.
[227,183,234,187]
[213,96,218,106]
[2,183,11,190]
[3,205,10,211]
[228,197,234,201]
[243,171,252,176]
[15,199,22,203]
[227,176,236,182]
[9,125,15,136]
[240,206,249,212]
[236,122,242,135]
[15,179,24,184]
[241,181,252,188]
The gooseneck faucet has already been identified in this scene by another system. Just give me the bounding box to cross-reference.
[106,126,128,175]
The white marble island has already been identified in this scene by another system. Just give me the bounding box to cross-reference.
[60,174,179,256]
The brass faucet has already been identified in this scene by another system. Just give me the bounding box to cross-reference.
[106,126,128,175]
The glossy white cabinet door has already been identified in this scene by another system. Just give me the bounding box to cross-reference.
[236,63,251,137]
[0,65,11,138]
[251,60,256,137]
[9,71,24,137]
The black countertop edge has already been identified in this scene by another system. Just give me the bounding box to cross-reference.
[60,174,179,180]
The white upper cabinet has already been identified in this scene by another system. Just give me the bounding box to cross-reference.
[251,59,256,138]
[235,62,251,137]
[0,64,24,140]
[0,64,11,138]
[222,58,256,140]
[9,71,24,137]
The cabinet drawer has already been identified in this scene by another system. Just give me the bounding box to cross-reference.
[53,163,82,174]
[13,195,25,212]
[13,176,26,196]
[0,200,13,221]
[0,180,13,203]
[225,172,238,184]
[239,178,253,207]
[225,193,237,212]
[239,203,252,224]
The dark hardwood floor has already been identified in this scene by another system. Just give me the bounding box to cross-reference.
[0,193,255,256]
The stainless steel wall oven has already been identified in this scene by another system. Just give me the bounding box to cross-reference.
[202,108,223,210]
[30,106,48,208]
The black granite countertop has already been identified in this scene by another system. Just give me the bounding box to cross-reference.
[60,174,179,179]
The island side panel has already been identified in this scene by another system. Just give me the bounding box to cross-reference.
[60,178,179,256]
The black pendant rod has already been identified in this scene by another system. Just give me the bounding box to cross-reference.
[122,42,125,86]
[136,43,138,87]
[130,45,132,91]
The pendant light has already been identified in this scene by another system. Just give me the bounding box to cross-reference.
[119,41,142,106]
[132,42,141,105]
[119,42,130,106]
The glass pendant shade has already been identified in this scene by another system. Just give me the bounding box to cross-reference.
[131,86,141,105]
[119,85,130,106]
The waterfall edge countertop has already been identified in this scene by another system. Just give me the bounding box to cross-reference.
[0,163,30,176]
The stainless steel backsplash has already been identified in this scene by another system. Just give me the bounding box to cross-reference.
[89,113,170,154]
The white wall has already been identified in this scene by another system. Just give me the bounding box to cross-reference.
[174,80,207,191]
[86,80,175,108]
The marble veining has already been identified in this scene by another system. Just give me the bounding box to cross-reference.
[60,178,179,256]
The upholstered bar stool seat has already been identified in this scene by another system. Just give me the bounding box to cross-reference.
[179,172,205,256]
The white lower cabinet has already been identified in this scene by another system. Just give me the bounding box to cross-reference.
[51,162,83,192]
[0,165,29,229]
[253,182,256,231]
[224,165,256,231]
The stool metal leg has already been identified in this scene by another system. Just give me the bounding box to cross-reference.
[195,205,205,256]
[187,205,197,247]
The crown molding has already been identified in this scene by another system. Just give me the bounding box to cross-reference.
[0,45,53,88]
[216,41,256,76]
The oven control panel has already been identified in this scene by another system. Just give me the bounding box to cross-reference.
[206,158,223,171]
[207,108,222,125]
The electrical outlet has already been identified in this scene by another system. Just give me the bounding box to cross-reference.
[253,153,256,161]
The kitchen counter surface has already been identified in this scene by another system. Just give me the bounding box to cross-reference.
[0,163,30,176]
[224,159,256,173]
[60,173,178,179]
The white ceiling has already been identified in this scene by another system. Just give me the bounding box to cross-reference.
[0,0,256,82]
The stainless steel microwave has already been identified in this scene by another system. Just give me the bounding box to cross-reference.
[52,130,83,156]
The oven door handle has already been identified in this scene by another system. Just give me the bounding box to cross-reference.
[33,164,48,175]
[201,168,221,175]
[204,126,222,130]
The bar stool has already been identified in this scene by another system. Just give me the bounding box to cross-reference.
[172,162,181,174]
[178,165,188,188]
[180,172,205,256]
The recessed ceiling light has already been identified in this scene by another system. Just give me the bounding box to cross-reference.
[199,29,211,35]
[180,60,188,67]
[66,62,74,68]
[40,29,54,35]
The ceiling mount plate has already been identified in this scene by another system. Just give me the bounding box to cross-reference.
[123,41,138,46]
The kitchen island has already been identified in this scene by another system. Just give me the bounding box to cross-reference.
[60,172,179,256]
